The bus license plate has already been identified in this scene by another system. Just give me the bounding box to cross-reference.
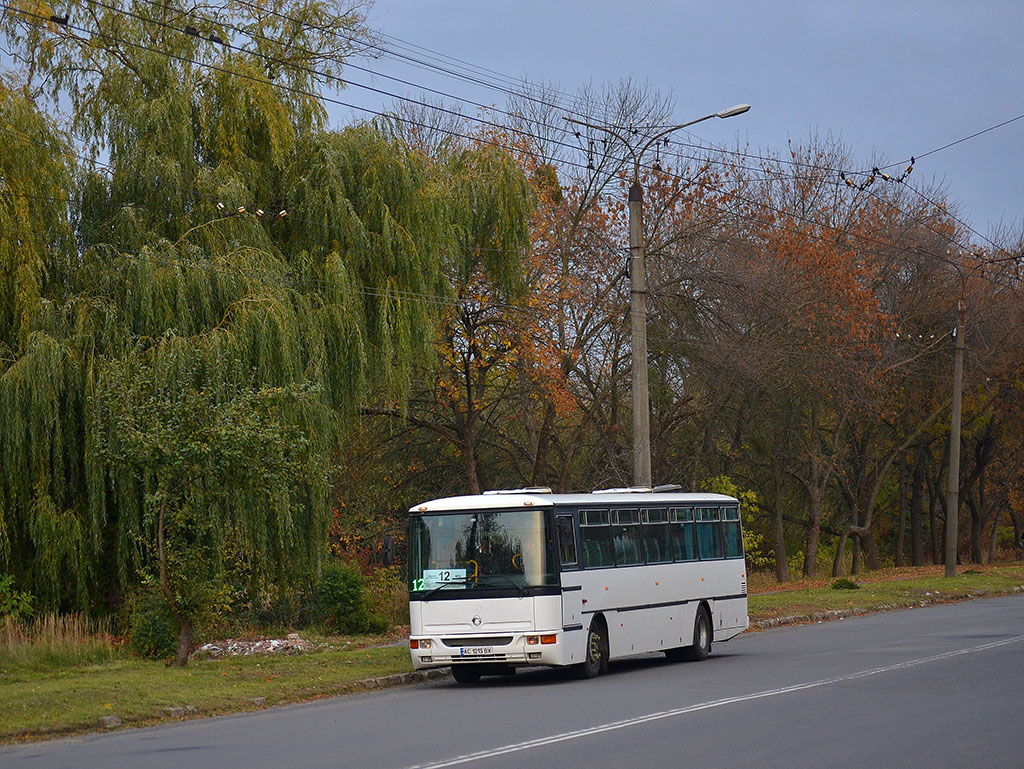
[460,646,492,656]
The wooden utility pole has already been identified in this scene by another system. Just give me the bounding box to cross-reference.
[944,298,965,577]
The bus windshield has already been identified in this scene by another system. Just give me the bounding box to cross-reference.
[409,509,557,594]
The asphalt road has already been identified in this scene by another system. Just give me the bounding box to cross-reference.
[5,594,1024,769]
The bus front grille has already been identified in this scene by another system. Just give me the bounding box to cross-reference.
[443,652,527,663]
[442,636,514,647]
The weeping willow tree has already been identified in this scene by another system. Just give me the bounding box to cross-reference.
[0,83,84,607]
[1,0,536,657]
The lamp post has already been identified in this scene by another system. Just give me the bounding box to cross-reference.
[566,105,750,486]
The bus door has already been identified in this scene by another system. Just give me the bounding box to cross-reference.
[555,514,583,629]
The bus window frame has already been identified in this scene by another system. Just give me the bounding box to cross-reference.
[721,505,744,559]
[695,506,725,560]
[579,508,613,569]
[668,506,698,562]
[640,507,671,564]
[611,507,643,566]
[556,512,579,570]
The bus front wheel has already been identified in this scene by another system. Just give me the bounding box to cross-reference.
[575,620,607,679]
[451,665,483,685]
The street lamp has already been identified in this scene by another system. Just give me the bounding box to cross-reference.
[566,104,750,487]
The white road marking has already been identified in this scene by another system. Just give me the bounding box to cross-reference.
[405,633,1024,769]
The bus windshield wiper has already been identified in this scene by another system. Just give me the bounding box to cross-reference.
[422,578,472,601]
[476,575,529,597]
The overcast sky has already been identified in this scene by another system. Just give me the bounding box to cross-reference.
[339,0,1023,242]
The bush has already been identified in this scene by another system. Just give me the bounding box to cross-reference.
[831,578,860,590]
[364,566,409,628]
[315,561,387,634]
[0,574,35,622]
[127,594,178,659]
[244,584,316,632]
[995,527,1018,550]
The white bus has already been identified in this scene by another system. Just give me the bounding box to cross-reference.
[407,486,748,683]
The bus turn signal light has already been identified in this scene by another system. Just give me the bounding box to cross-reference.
[541,634,557,644]
[410,639,418,649]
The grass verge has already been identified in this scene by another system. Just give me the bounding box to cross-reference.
[1,640,413,743]
[2,563,1023,743]
[748,563,1024,625]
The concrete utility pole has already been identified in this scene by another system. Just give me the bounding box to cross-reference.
[566,104,749,487]
[944,298,965,577]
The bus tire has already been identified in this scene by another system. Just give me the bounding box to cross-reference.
[451,665,483,684]
[682,606,712,661]
[664,645,686,662]
[575,619,607,679]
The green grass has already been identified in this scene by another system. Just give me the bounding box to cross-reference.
[2,563,1023,743]
[0,641,412,741]
[1,614,121,674]
[748,563,1024,622]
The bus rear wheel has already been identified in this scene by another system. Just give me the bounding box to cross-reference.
[682,606,712,661]
[666,607,712,662]
[451,665,483,685]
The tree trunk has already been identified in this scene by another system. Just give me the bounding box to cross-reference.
[531,401,556,487]
[910,445,926,565]
[832,529,850,577]
[968,491,984,564]
[803,491,822,579]
[1008,508,1022,557]
[771,449,789,582]
[158,499,192,667]
[800,402,834,579]
[931,440,951,565]
[772,505,789,582]
[462,421,480,495]
[987,508,1002,564]
[895,454,907,568]
[860,529,880,571]
[173,614,193,667]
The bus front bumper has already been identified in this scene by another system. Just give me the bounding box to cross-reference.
[409,632,571,669]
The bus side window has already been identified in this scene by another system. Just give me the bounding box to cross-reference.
[556,514,578,569]
[722,506,743,558]
[669,507,697,561]
[612,509,642,566]
[696,508,724,559]
[641,508,671,563]
[580,509,612,568]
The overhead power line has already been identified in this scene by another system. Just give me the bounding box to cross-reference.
[879,112,1024,170]
[4,2,1017,287]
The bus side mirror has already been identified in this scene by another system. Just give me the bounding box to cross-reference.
[382,534,394,567]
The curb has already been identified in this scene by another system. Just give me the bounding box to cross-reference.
[753,607,867,629]
[353,668,450,689]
